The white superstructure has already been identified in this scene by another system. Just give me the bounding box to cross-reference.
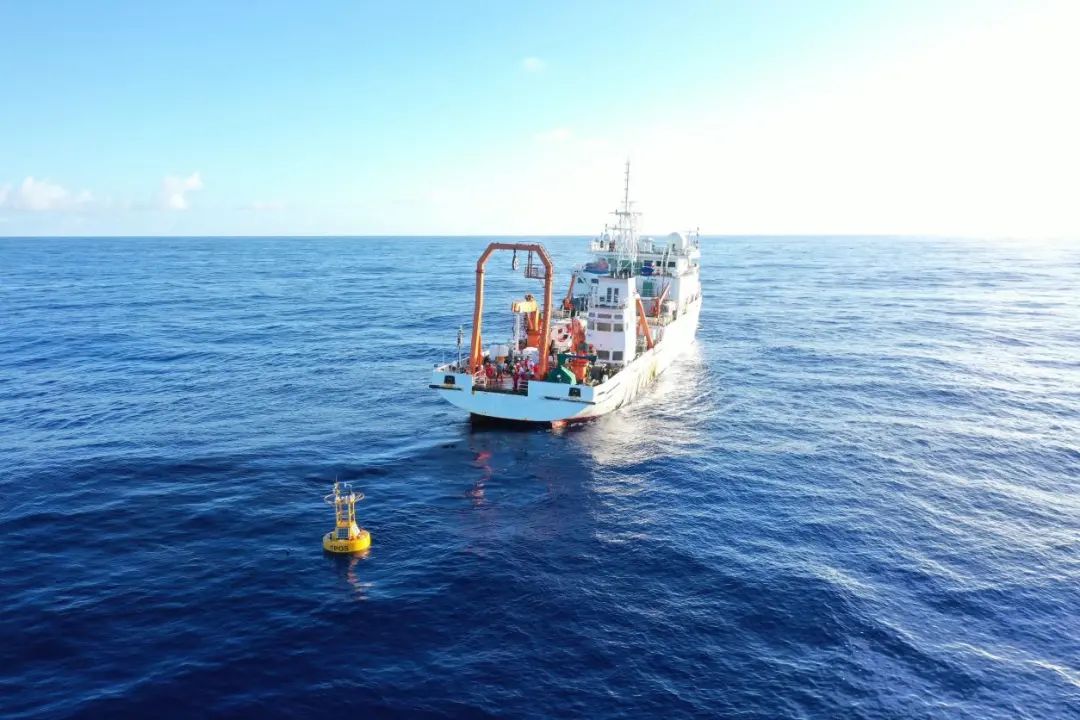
[429,163,701,426]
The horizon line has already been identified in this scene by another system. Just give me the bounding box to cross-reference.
[2,233,1073,241]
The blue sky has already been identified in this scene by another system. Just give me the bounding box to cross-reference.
[1,1,1076,236]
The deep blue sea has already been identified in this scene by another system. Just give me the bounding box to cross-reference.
[1,236,1078,719]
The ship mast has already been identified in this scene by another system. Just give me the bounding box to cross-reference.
[610,159,639,275]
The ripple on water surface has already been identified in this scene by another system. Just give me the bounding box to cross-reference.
[0,236,1078,719]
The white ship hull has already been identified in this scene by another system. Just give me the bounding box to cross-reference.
[430,298,700,424]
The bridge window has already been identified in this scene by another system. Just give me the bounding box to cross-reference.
[595,322,611,331]
[614,323,624,332]
[597,350,610,360]
[612,351,624,361]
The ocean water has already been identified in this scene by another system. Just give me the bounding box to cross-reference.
[1,236,1078,719]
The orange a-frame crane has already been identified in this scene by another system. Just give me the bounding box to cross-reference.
[469,243,554,379]
[653,283,670,319]
[561,272,578,312]
[635,296,655,350]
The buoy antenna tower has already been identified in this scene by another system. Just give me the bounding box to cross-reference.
[322,481,371,553]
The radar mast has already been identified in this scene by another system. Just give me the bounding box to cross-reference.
[609,160,639,275]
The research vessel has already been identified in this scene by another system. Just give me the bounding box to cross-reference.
[429,163,701,426]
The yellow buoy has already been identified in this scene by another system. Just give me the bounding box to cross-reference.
[322,481,371,553]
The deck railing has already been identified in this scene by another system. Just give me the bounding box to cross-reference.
[473,374,530,395]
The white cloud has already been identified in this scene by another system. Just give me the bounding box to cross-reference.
[478,0,1078,237]
[0,177,93,212]
[522,56,546,73]
[534,127,573,143]
[18,177,69,210]
[624,0,1080,237]
[162,172,203,210]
